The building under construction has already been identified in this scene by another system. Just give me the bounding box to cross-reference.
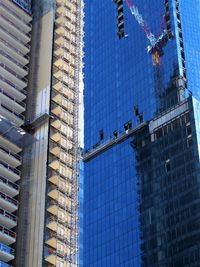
[13,0,83,266]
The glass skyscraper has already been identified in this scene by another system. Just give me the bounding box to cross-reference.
[83,1,200,266]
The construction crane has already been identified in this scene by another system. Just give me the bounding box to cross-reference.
[125,0,169,64]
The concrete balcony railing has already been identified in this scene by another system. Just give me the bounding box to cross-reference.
[0,261,12,267]
[0,242,14,263]
[0,144,21,168]
[0,101,24,126]
[0,36,29,64]
[0,0,32,24]
[0,88,25,114]
[0,2,31,32]
[0,208,17,229]
[0,176,19,197]
[0,50,28,76]
[0,25,29,55]
[0,191,18,213]
[0,225,16,245]
[0,159,21,182]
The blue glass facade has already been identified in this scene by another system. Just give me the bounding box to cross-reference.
[84,1,200,266]
[12,0,31,13]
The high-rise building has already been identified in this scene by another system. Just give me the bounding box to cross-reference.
[7,0,83,266]
[0,0,32,266]
[83,1,200,267]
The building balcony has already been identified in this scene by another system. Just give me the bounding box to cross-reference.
[45,236,59,250]
[47,203,71,225]
[0,160,21,182]
[0,176,19,198]
[0,50,28,78]
[48,187,72,211]
[0,25,29,55]
[54,59,75,77]
[51,119,62,132]
[0,261,12,267]
[55,17,76,33]
[56,6,76,23]
[50,146,61,158]
[49,147,73,168]
[0,63,27,89]
[0,144,21,168]
[53,69,75,88]
[46,218,70,241]
[45,234,70,253]
[0,192,18,213]
[0,209,17,229]
[51,96,74,115]
[0,2,31,34]
[54,49,75,68]
[50,132,62,143]
[1,0,32,24]
[48,159,73,181]
[0,75,26,102]
[53,81,75,102]
[0,36,29,66]
[0,225,16,245]
[48,160,60,172]
[0,88,26,114]
[51,106,74,127]
[0,15,30,45]
[44,247,66,266]
[50,119,74,140]
[0,102,24,127]
[47,204,61,217]
[49,174,72,196]
[0,137,21,156]
[50,132,73,150]
[0,243,14,263]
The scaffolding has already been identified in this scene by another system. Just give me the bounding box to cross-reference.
[45,0,83,266]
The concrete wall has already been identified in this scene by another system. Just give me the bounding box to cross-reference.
[15,3,54,266]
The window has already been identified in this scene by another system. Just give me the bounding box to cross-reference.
[99,130,104,140]
[165,159,171,172]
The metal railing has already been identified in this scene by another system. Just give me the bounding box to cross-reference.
[0,224,16,239]
[0,101,24,121]
[0,208,17,223]
[0,243,14,257]
[0,88,26,108]
[0,159,21,176]
[0,74,26,94]
[0,191,18,207]
[0,13,31,39]
[0,63,27,84]
[0,50,28,72]
[0,2,32,27]
[0,175,19,191]
[0,36,29,60]
[0,145,21,161]
[0,25,30,50]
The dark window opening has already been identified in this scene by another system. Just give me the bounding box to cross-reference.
[113,131,118,138]
[134,105,139,116]
[187,137,193,148]
[186,126,192,136]
[99,130,104,141]
[165,160,171,172]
